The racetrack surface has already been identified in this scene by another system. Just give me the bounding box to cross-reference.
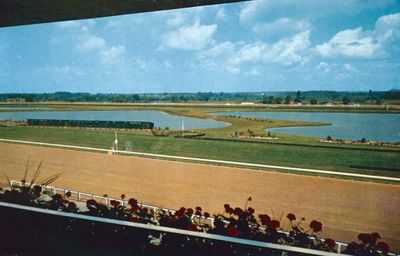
[0,142,399,251]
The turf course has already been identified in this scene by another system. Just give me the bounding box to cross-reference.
[0,126,399,182]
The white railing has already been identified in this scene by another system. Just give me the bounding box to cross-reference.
[0,201,348,256]
[9,180,354,254]
[7,180,400,256]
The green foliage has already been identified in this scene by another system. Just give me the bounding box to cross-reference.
[342,96,351,105]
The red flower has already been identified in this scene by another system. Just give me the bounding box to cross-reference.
[259,214,271,226]
[324,238,336,248]
[175,207,186,218]
[128,198,139,211]
[110,200,120,207]
[68,202,76,209]
[61,199,69,204]
[204,212,210,218]
[186,208,194,215]
[248,196,252,201]
[233,207,243,216]
[227,227,239,237]
[142,208,149,214]
[128,198,138,207]
[168,216,175,223]
[269,220,280,229]
[86,199,97,206]
[224,204,233,214]
[121,194,126,200]
[131,216,139,222]
[286,213,296,222]
[247,207,255,214]
[376,242,390,253]
[310,220,322,233]
[188,223,198,231]
[65,191,71,197]
[196,206,202,212]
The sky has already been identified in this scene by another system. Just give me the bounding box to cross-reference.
[0,0,400,93]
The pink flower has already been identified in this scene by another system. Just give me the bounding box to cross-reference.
[286,213,296,222]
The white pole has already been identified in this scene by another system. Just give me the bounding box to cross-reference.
[114,131,118,152]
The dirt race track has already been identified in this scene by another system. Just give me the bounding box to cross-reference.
[0,142,399,251]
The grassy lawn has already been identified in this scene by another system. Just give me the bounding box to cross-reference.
[1,126,399,182]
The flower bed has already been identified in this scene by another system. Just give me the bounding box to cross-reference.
[0,184,394,256]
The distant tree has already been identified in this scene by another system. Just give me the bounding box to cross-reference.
[261,96,274,104]
[23,94,34,102]
[309,98,318,105]
[342,96,351,105]
[326,135,332,141]
[294,90,302,103]
[285,94,292,104]
[274,97,283,104]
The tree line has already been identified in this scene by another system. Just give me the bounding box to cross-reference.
[0,90,398,104]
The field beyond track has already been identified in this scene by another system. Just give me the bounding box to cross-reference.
[1,142,399,250]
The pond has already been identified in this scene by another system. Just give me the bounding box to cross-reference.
[0,110,228,130]
[214,111,400,142]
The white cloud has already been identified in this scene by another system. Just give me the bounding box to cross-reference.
[166,13,186,27]
[79,35,106,51]
[228,31,311,66]
[162,20,217,50]
[316,28,380,57]
[239,0,268,23]
[253,18,312,39]
[56,21,81,28]
[239,0,396,24]
[315,13,400,58]
[216,8,227,21]
[265,31,311,65]
[315,61,330,73]
[374,12,400,47]
[100,45,126,64]
[245,67,261,76]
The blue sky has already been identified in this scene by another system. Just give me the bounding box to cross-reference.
[0,0,399,93]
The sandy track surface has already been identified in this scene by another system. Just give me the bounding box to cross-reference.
[0,142,399,250]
